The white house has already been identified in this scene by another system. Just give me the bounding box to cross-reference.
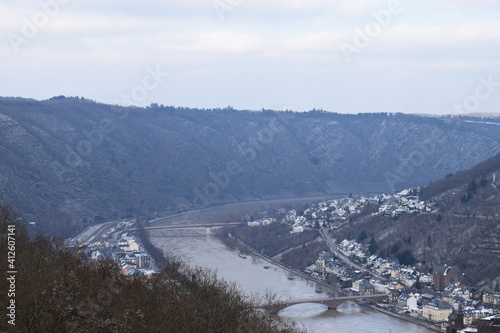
[407,293,420,312]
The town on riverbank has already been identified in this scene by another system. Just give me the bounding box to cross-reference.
[219,190,500,333]
[71,190,500,333]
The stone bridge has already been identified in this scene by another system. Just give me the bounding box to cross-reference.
[263,293,388,313]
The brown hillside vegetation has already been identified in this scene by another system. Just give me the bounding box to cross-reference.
[0,207,305,333]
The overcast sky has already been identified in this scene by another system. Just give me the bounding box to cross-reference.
[1,0,500,114]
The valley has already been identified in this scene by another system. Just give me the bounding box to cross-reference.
[2,97,500,237]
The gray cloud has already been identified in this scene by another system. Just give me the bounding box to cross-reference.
[1,0,499,113]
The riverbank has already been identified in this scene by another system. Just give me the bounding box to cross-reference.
[149,231,434,333]
[233,236,341,295]
[365,304,442,332]
[232,236,443,332]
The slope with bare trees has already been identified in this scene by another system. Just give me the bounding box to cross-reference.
[0,206,304,333]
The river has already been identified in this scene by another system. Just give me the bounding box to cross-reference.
[149,231,434,333]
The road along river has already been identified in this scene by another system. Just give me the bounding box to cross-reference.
[149,230,434,333]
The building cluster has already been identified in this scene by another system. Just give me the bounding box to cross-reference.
[388,284,495,325]
[321,256,355,283]
[280,192,499,331]
[247,217,276,227]
[335,238,434,286]
[338,239,366,258]
[274,189,434,233]
[81,222,156,277]
[308,245,499,331]
[484,294,500,309]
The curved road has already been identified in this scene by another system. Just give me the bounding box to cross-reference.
[320,227,386,281]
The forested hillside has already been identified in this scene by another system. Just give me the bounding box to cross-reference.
[0,207,303,333]
[335,153,500,287]
[1,97,500,236]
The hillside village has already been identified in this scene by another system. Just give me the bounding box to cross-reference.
[245,189,434,231]
[310,246,500,331]
[246,190,500,331]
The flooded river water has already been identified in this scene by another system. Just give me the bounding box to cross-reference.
[150,231,434,333]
